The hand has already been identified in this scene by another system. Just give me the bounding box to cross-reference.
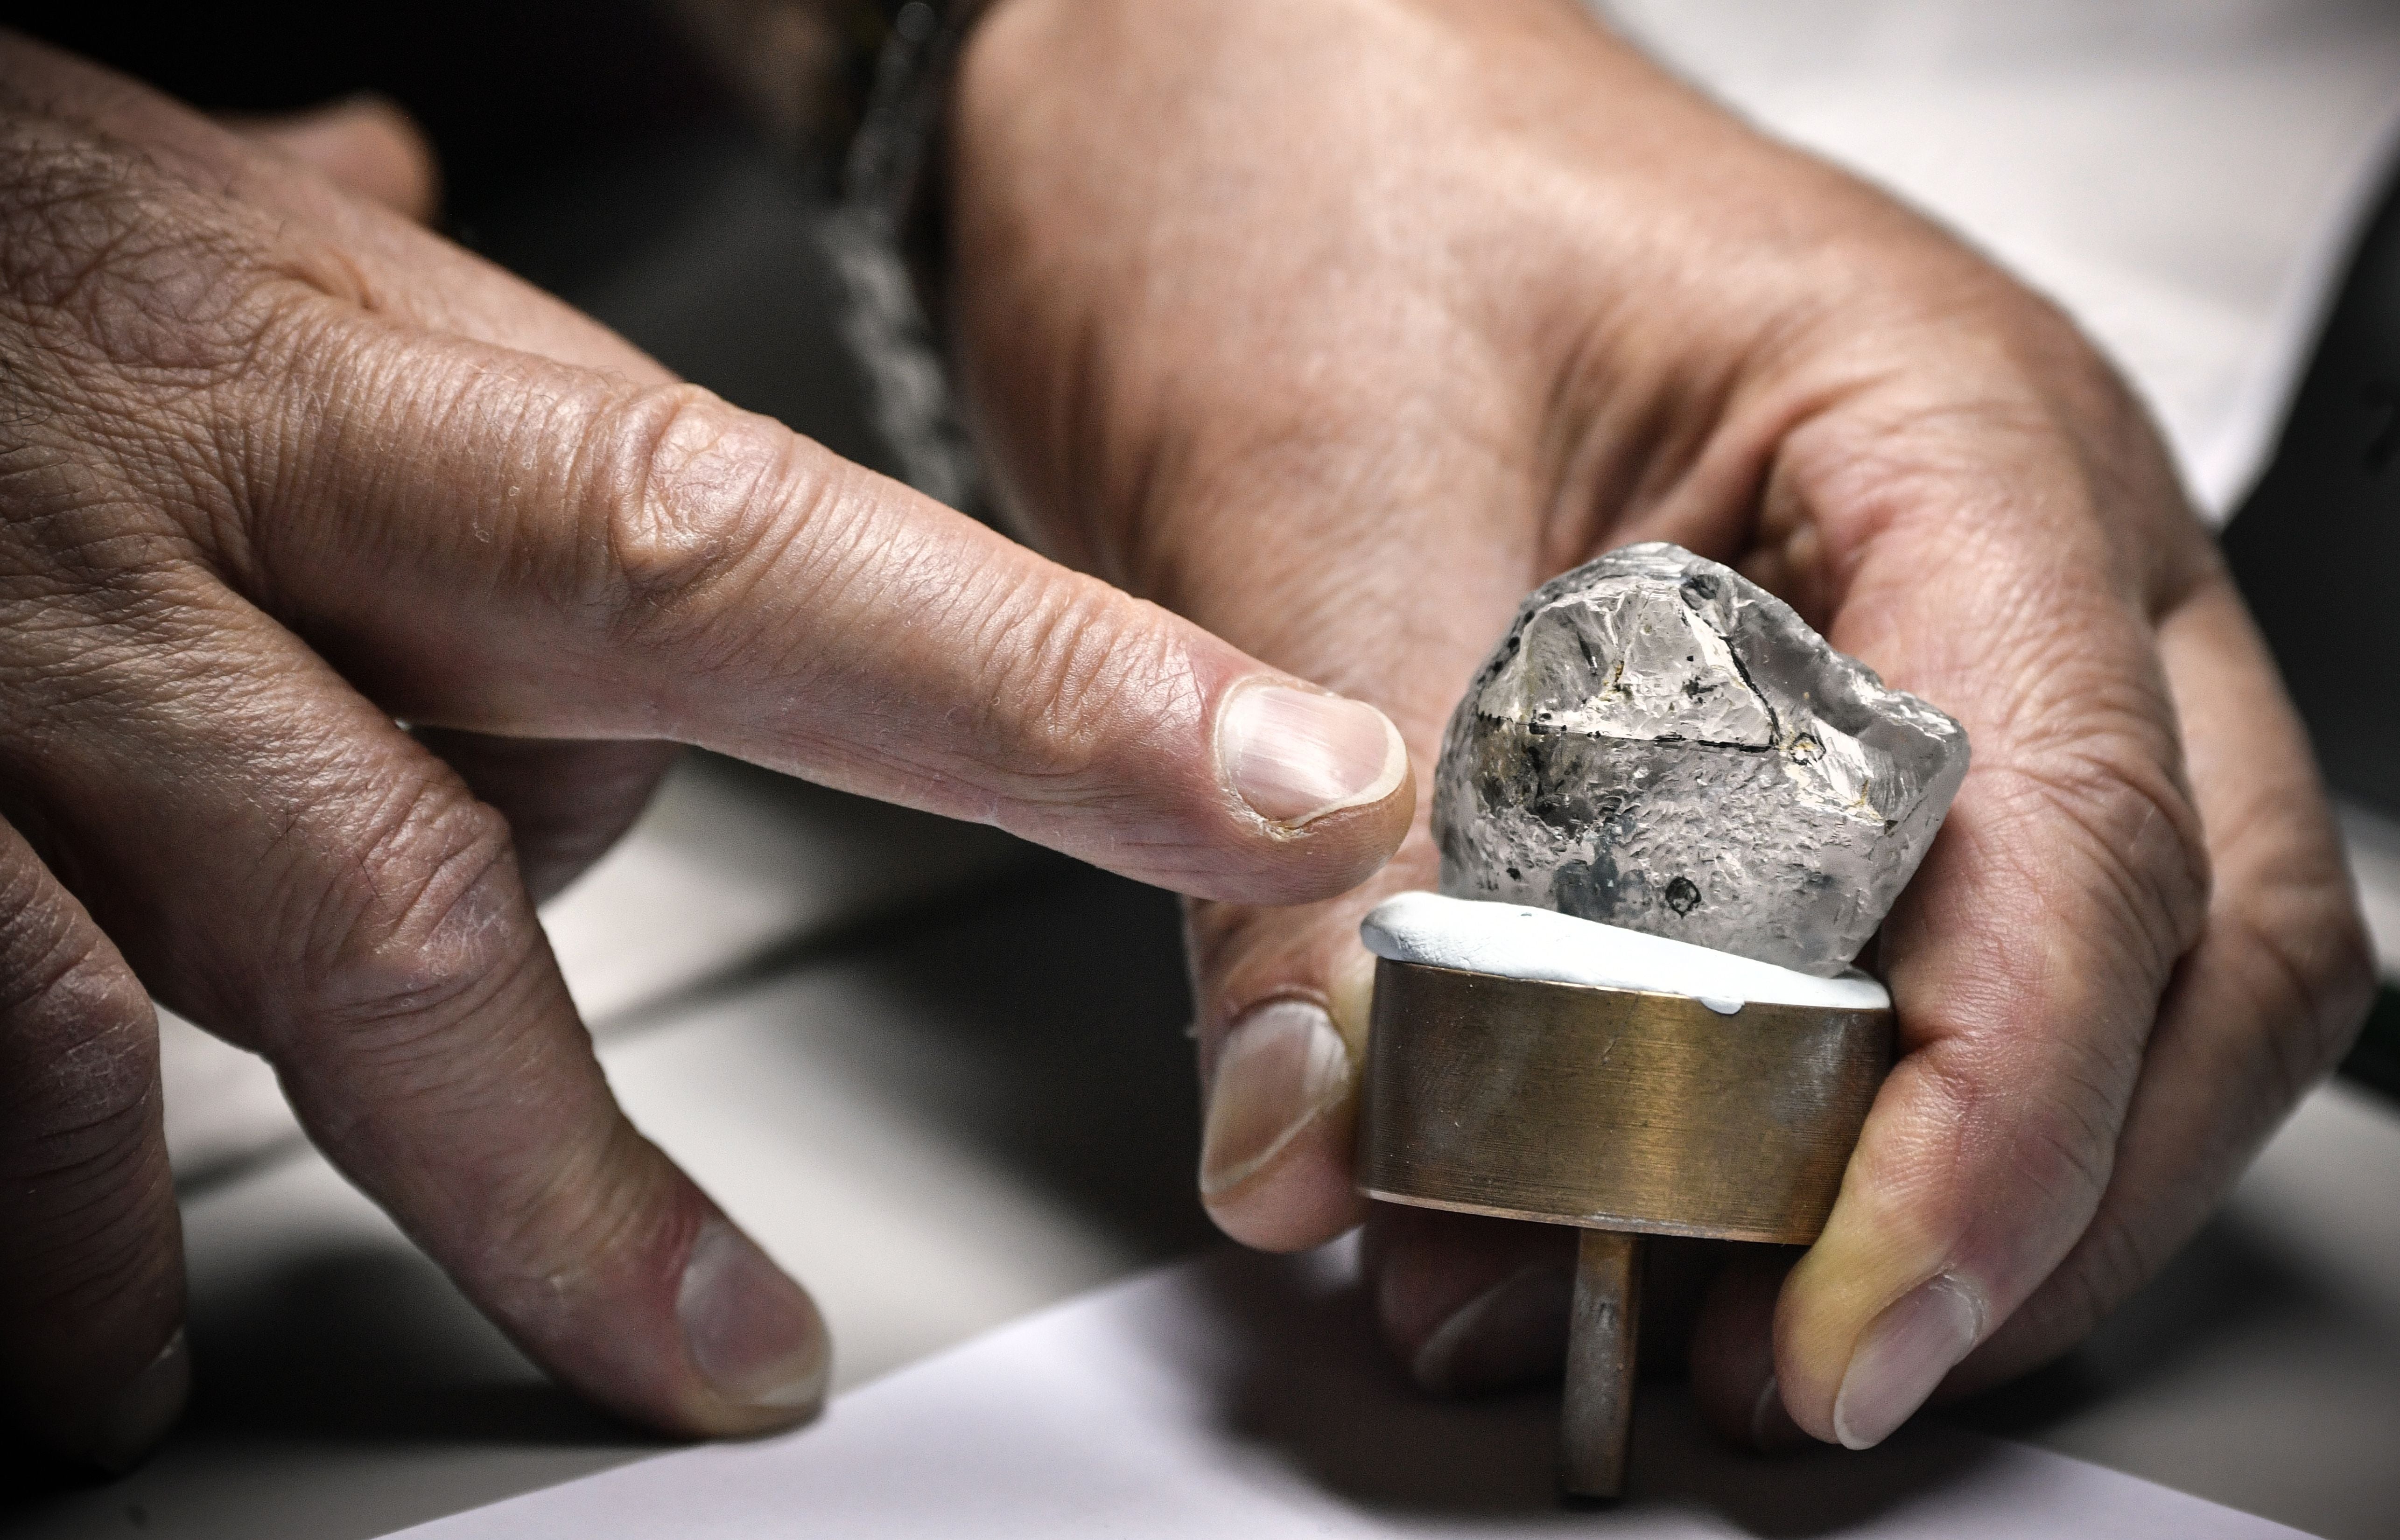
[0,36,1412,1472]
[947,0,2373,1449]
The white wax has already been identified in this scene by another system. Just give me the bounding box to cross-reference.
[1359,892,1891,1015]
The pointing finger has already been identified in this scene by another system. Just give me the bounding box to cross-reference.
[238,316,1415,905]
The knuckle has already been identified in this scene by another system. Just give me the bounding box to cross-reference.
[975,575,1180,791]
[2008,1065,2122,1214]
[1830,253,2131,423]
[0,855,151,1057]
[1914,1022,2121,1220]
[281,772,532,1048]
[487,1114,674,1293]
[2075,1216,2157,1323]
[579,383,789,656]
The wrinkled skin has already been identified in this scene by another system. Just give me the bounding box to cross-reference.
[0,38,1415,1471]
[947,0,2373,1450]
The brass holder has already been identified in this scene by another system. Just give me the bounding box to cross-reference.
[1359,958,1892,1498]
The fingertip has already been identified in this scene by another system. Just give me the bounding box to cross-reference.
[1775,1216,1985,1449]
[1200,1111,1367,1253]
[1216,683,1408,829]
[1197,998,1366,1250]
[1325,940,1379,1054]
[1362,1207,1576,1395]
[1203,1151,1368,1252]
[1690,1249,1816,1454]
[1826,1274,1983,1450]
[80,1327,191,1477]
[1207,682,1415,903]
[673,1216,830,1436]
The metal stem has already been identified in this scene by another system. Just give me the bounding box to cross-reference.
[1561,1227,1642,1498]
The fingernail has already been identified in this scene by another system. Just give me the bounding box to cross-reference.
[678,1217,829,1416]
[1831,1274,1984,1449]
[1217,683,1406,827]
[1749,1374,1812,1453]
[1411,1264,1575,1394]
[1200,1000,1353,1198]
[86,1328,191,1476]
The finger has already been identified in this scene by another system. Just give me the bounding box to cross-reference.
[1938,573,2372,1389]
[1361,1204,1574,1394]
[222,94,441,223]
[1182,661,1475,1246]
[412,731,680,904]
[1688,1250,1811,1452]
[230,317,1414,906]
[23,39,1385,912]
[1738,384,2217,1450]
[10,586,827,1436]
[1361,1204,1731,1399]
[0,816,187,1473]
[1128,427,1536,1246]
[1185,846,1426,1249]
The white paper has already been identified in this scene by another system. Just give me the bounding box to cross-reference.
[390,1244,2309,1540]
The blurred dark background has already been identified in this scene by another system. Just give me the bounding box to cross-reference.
[2221,159,2400,1103]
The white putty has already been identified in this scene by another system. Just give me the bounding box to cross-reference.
[1359,892,1891,1015]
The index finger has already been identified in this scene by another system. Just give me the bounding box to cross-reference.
[228,307,1414,906]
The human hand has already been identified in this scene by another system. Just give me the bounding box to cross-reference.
[0,35,1412,1472]
[947,0,2372,1449]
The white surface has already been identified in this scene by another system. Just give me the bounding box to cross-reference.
[1998,1081,2400,1535]
[1362,892,1891,1014]
[1600,0,2400,518]
[389,1242,2308,1540]
[154,1007,302,1190]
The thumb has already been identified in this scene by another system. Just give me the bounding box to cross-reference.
[1185,827,1439,1249]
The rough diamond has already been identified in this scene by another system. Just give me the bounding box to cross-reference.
[1432,542,1969,976]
